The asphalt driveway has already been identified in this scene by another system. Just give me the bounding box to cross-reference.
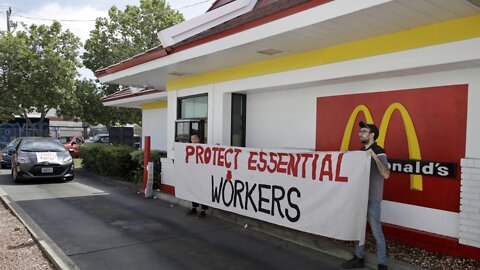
[0,168,346,270]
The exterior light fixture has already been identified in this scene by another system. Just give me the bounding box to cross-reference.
[257,48,284,56]
[168,71,190,76]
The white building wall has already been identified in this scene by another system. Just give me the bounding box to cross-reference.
[216,66,480,239]
[466,78,480,159]
[169,68,480,240]
[246,88,316,150]
[242,67,480,158]
[165,39,480,244]
[213,91,232,146]
[167,91,178,158]
[210,38,480,156]
[142,108,168,151]
[160,158,175,187]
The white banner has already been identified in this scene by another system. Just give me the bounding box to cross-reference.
[174,143,371,243]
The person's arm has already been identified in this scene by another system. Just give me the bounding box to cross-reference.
[367,149,390,179]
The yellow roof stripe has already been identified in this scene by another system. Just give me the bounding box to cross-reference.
[140,101,168,110]
[167,14,480,91]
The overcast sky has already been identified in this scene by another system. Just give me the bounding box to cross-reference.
[0,0,215,78]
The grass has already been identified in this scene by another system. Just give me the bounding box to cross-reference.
[73,158,83,169]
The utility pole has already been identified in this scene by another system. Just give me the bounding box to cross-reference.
[6,7,18,33]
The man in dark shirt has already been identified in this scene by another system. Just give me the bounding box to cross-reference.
[341,121,390,270]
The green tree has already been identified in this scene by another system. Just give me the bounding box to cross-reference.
[82,0,183,125]
[57,79,141,127]
[0,31,23,115]
[0,22,81,134]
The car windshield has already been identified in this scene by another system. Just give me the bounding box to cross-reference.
[6,140,17,148]
[20,139,66,152]
[92,134,107,141]
[58,137,72,143]
[2,138,20,151]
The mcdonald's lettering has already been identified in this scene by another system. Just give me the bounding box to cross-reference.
[387,159,456,178]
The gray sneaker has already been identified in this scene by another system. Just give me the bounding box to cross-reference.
[341,256,365,269]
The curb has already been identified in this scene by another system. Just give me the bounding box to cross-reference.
[154,190,423,270]
[0,186,79,270]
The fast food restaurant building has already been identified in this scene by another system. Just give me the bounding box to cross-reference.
[97,0,480,259]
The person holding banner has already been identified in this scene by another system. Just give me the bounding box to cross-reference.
[185,133,209,218]
[341,121,390,270]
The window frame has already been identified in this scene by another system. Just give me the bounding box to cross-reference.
[177,93,208,120]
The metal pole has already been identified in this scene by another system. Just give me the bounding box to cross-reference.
[142,136,151,197]
[6,7,17,33]
[6,7,11,33]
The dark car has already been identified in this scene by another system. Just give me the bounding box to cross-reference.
[10,137,74,182]
[86,134,109,144]
[0,138,22,169]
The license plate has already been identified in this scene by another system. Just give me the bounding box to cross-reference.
[41,167,54,173]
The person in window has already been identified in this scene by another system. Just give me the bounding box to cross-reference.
[186,133,208,218]
[341,121,390,270]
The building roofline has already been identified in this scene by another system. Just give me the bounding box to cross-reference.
[95,0,332,79]
[100,87,164,103]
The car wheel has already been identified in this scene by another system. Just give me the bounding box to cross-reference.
[0,164,6,169]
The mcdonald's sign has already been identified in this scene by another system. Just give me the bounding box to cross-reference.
[315,84,468,213]
[340,102,457,191]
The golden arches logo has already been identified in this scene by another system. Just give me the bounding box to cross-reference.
[341,102,423,191]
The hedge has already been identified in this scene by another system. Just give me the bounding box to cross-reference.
[79,143,166,187]
[130,149,167,187]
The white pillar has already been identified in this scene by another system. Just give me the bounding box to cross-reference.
[459,158,480,248]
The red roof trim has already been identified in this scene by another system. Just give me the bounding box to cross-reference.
[174,0,332,53]
[96,47,170,78]
[95,0,333,78]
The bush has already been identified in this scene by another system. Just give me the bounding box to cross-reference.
[79,143,166,187]
[79,143,135,176]
[130,150,167,188]
[79,143,109,172]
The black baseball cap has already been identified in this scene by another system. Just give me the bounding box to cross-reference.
[359,121,379,140]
